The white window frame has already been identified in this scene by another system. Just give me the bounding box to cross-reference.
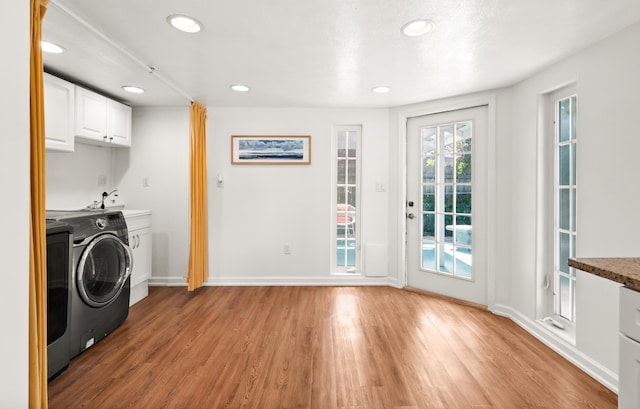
[331,125,362,274]
[537,83,577,337]
[553,91,578,323]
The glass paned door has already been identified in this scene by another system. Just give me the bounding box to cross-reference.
[406,106,488,305]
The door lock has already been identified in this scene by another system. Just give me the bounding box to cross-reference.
[408,201,414,207]
[407,213,415,219]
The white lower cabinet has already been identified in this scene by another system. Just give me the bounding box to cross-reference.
[619,334,640,409]
[124,211,152,306]
[620,286,640,409]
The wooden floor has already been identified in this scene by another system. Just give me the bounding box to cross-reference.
[49,286,617,409]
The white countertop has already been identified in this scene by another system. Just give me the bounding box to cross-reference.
[121,209,152,217]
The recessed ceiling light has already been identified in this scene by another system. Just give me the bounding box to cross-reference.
[372,86,391,94]
[41,41,65,54]
[122,86,145,94]
[230,84,250,92]
[167,14,202,33]
[401,19,434,37]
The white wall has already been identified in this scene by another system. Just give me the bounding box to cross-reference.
[503,20,640,388]
[207,107,391,285]
[46,143,114,209]
[114,107,190,282]
[0,1,30,406]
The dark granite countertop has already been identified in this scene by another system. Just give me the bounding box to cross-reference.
[568,258,640,292]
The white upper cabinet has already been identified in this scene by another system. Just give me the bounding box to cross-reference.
[107,99,132,146]
[75,86,131,147]
[44,73,75,152]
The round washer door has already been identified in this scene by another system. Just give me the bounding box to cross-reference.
[77,233,133,307]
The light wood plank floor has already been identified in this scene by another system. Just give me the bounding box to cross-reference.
[49,286,617,409]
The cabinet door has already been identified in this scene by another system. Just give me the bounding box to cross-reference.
[619,334,640,409]
[75,86,107,142]
[107,100,132,147]
[44,74,75,152]
[129,227,152,287]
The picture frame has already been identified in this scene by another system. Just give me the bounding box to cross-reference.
[231,135,311,165]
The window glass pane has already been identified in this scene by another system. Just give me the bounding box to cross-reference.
[423,186,435,211]
[346,242,356,266]
[559,99,570,142]
[441,125,454,154]
[437,244,454,274]
[456,215,472,226]
[456,185,472,214]
[455,154,472,183]
[347,132,357,157]
[559,275,571,320]
[337,159,346,183]
[423,156,436,184]
[422,127,436,154]
[336,239,346,264]
[455,122,472,153]
[571,234,576,259]
[346,187,356,207]
[444,155,454,183]
[347,159,356,184]
[571,96,577,141]
[422,240,436,270]
[444,185,454,213]
[559,232,570,274]
[451,224,472,247]
[337,131,347,157]
[423,213,435,240]
[559,145,570,186]
[454,246,472,278]
[444,214,453,242]
[559,188,570,231]
[336,186,345,204]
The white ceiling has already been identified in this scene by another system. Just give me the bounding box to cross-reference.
[42,0,640,108]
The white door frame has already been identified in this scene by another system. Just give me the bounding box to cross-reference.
[395,93,497,310]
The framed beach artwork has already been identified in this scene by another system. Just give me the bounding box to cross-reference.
[231,135,311,165]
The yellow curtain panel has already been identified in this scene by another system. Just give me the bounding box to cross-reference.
[187,101,209,290]
[29,0,49,407]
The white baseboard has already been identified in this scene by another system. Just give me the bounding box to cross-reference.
[148,275,396,287]
[493,303,618,393]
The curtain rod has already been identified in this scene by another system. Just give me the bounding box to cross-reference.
[48,0,194,103]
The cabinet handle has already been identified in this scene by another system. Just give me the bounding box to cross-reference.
[109,136,114,141]
[136,234,140,249]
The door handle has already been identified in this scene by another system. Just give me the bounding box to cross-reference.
[407,213,415,219]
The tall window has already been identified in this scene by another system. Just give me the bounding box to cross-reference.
[334,126,360,272]
[555,94,578,321]
[421,121,473,279]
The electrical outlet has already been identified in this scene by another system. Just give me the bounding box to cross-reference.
[98,174,107,186]
[284,243,291,255]
[143,176,150,187]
